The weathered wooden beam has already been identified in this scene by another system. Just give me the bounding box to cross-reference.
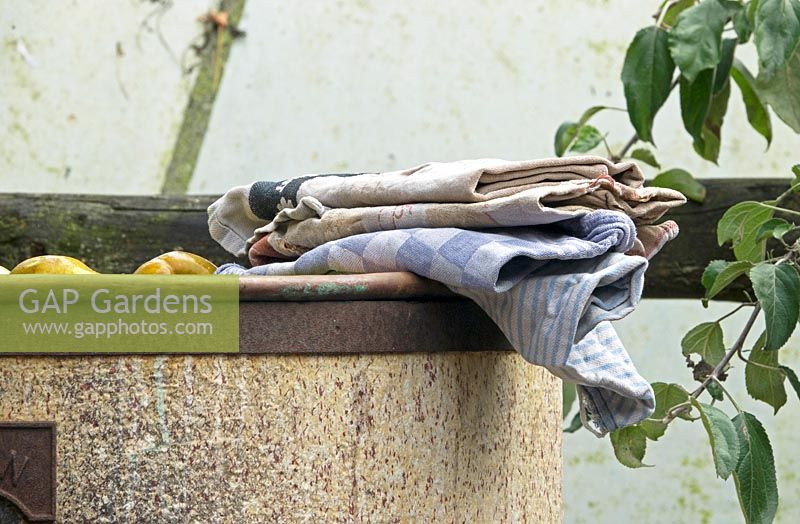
[0,179,792,300]
[0,193,235,274]
[160,0,247,195]
[643,178,793,300]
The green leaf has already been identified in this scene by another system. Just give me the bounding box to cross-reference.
[610,426,650,468]
[564,411,583,433]
[733,412,778,524]
[554,121,578,157]
[707,380,725,401]
[577,105,611,126]
[779,365,800,401]
[755,217,792,241]
[569,125,605,153]
[692,399,740,479]
[733,2,753,42]
[702,259,730,292]
[714,38,738,94]
[748,0,762,23]
[650,168,706,203]
[753,0,800,81]
[663,0,697,27]
[731,59,773,146]
[692,81,731,163]
[758,44,800,133]
[669,0,730,82]
[563,381,577,420]
[680,36,735,165]
[622,26,676,143]
[717,201,774,263]
[793,164,800,177]
[651,382,692,420]
[638,382,692,441]
[706,260,753,300]
[682,322,726,366]
[554,106,614,156]
[750,262,800,349]
[680,68,715,142]
[639,418,667,441]
[746,334,788,412]
[630,148,661,168]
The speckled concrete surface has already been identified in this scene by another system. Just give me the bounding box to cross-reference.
[0,352,561,523]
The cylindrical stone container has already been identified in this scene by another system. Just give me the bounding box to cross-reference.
[0,274,562,523]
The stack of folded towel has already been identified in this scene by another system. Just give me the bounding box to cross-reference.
[208,156,686,435]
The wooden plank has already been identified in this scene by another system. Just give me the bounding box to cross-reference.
[643,178,793,300]
[0,179,792,300]
[161,0,247,194]
[0,193,234,274]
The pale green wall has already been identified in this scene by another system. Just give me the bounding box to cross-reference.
[1,0,206,193]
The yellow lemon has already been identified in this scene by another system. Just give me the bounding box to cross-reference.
[11,255,98,275]
[0,265,9,275]
[134,251,217,275]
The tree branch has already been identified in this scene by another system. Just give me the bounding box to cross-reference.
[663,304,761,424]
[612,135,639,162]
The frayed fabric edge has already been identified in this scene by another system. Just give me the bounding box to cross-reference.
[577,386,609,438]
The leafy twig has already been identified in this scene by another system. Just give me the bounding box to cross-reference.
[601,135,615,158]
[770,179,799,207]
[665,243,798,424]
[757,203,800,218]
[653,0,681,26]
[716,302,755,323]
[736,345,783,372]
[710,376,743,413]
[664,304,762,424]
[664,400,693,420]
[612,134,640,162]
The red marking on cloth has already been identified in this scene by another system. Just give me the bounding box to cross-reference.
[392,204,414,219]
[588,174,615,191]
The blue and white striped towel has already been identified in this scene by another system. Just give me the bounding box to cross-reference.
[217,210,655,434]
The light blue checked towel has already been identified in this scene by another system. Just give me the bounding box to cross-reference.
[218,210,655,434]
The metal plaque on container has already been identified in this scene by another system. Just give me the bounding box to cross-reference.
[0,422,56,522]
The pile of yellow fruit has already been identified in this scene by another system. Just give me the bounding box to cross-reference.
[0,251,217,275]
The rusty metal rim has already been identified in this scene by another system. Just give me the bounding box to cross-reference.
[0,300,512,356]
[0,421,57,522]
[238,271,456,301]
